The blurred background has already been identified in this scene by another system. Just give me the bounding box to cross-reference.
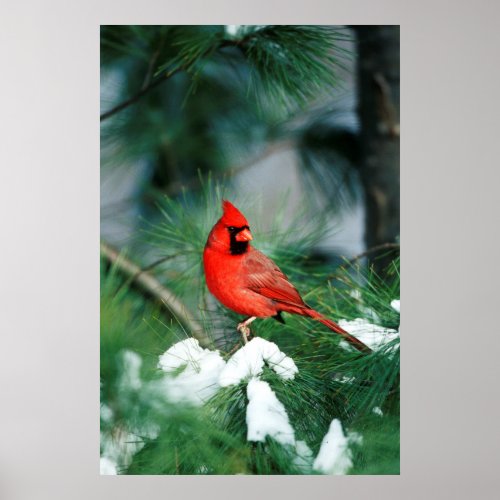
[101,25,399,271]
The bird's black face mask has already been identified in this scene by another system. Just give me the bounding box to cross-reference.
[227,225,250,255]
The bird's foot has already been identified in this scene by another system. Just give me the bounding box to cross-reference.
[237,323,251,344]
[237,316,256,345]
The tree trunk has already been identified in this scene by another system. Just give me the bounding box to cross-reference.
[355,26,400,272]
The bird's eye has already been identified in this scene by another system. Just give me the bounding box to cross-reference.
[227,226,236,231]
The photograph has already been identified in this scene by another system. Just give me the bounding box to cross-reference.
[100,25,400,475]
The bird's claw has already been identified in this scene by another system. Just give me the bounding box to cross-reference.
[237,322,251,344]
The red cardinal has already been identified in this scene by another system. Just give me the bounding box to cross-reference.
[203,200,371,353]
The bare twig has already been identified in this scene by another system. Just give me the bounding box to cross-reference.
[100,240,210,348]
[226,341,243,357]
[112,252,186,297]
[100,70,180,122]
[344,242,400,266]
[100,37,246,123]
[141,253,186,273]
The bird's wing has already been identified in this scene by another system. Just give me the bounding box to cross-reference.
[243,249,306,307]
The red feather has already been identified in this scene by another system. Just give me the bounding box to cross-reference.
[203,201,371,353]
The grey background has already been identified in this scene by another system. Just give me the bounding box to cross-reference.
[1,0,499,498]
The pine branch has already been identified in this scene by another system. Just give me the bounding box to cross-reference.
[100,36,240,122]
[100,26,348,122]
[343,243,400,266]
[100,240,210,347]
[242,25,351,109]
[100,69,180,121]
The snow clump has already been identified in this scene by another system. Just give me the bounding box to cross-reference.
[157,338,226,405]
[218,337,298,387]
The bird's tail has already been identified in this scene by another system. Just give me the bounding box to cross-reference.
[306,309,372,354]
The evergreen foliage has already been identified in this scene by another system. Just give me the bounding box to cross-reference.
[100,25,358,209]
[100,25,399,475]
[100,190,400,475]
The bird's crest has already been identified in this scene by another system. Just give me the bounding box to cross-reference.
[221,200,249,227]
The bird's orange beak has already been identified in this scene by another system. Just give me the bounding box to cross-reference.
[235,228,253,242]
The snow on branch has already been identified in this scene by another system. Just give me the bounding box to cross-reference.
[244,378,315,473]
[313,419,360,475]
[103,339,366,474]
[338,318,399,351]
[391,299,400,313]
[246,378,296,446]
[218,337,298,387]
[100,457,118,475]
[157,338,226,405]
[155,337,298,405]
[119,350,142,391]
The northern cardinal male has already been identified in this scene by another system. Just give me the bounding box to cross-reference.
[203,200,371,353]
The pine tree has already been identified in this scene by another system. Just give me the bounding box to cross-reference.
[100,25,400,475]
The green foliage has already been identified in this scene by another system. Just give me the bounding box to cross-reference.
[101,189,399,475]
[100,25,355,203]
[151,25,350,111]
[242,25,351,110]
[100,25,399,475]
[155,26,226,79]
[100,259,180,408]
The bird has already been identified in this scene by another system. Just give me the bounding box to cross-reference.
[203,200,372,353]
